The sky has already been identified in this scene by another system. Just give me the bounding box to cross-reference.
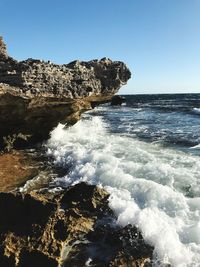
[0,0,200,94]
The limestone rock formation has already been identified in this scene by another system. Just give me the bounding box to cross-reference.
[0,183,153,267]
[0,151,39,192]
[0,37,131,147]
[0,36,8,58]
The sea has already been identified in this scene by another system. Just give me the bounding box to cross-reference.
[45,94,200,267]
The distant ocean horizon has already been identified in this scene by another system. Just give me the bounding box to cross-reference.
[43,93,200,266]
[119,92,200,97]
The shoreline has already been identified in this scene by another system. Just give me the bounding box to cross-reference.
[0,144,154,266]
[0,37,156,266]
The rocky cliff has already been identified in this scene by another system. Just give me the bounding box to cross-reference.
[0,37,131,147]
[0,37,154,267]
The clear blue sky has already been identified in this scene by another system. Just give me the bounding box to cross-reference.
[0,0,200,94]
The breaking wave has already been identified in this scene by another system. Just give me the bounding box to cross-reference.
[192,108,200,115]
[46,115,200,267]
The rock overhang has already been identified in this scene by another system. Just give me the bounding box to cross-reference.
[0,37,131,147]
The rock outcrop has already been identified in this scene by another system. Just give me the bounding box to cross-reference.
[0,37,131,147]
[0,37,8,58]
[0,183,153,267]
[111,95,126,106]
[0,150,39,192]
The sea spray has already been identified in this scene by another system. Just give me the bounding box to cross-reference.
[46,113,200,266]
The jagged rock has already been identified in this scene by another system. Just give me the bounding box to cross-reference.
[0,36,8,59]
[0,183,153,266]
[0,37,131,147]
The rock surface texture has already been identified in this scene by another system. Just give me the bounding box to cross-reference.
[0,183,153,267]
[0,151,39,192]
[0,37,131,147]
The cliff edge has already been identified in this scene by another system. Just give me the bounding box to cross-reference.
[0,37,131,147]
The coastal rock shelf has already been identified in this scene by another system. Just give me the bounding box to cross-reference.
[0,37,131,147]
[0,183,153,267]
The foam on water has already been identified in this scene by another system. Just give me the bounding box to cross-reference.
[46,115,200,267]
[192,108,200,114]
[190,144,200,150]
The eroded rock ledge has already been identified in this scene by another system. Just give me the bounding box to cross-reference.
[0,183,152,267]
[0,37,131,147]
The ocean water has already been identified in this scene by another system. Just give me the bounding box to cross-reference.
[46,94,200,267]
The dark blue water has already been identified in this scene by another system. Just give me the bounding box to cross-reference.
[91,94,200,153]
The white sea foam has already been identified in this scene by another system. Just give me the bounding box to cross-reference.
[46,115,200,266]
[192,108,200,115]
[190,144,200,150]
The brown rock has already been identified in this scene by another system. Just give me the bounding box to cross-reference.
[0,151,38,192]
[0,183,153,267]
[0,37,131,147]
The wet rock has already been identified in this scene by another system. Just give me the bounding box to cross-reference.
[0,183,153,266]
[111,95,126,106]
[0,37,131,147]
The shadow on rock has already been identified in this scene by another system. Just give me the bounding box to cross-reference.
[0,182,153,267]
